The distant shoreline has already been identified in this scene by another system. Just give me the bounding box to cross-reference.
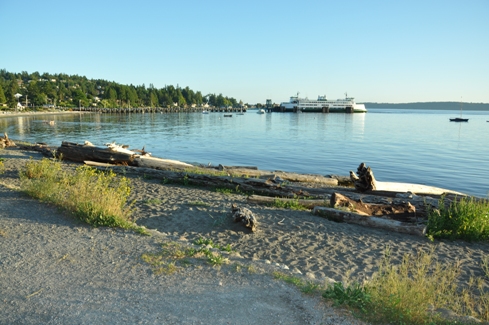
[364,102,489,111]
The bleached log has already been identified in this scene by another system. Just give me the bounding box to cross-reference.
[375,181,465,196]
[134,156,194,169]
[313,206,426,236]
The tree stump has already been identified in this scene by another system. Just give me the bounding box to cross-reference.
[351,162,377,192]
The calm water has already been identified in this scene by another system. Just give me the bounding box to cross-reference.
[1,108,488,197]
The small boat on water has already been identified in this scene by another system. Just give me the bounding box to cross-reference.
[449,117,469,122]
[450,99,468,122]
[224,114,232,117]
[202,110,209,114]
[257,109,265,114]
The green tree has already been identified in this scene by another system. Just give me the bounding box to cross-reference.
[0,84,6,104]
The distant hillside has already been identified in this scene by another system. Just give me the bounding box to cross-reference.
[364,102,489,111]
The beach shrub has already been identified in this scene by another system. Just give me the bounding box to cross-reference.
[427,196,489,241]
[19,158,143,232]
[329,248,489,324]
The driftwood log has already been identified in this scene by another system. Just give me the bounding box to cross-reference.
[330,192,417,222]
[57,142,135,165]
[313,206,426,236]
[231,203,258,232]
[0,133,15,149]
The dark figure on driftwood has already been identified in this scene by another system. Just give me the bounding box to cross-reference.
[350,162,377,192]
[231,203,257,232]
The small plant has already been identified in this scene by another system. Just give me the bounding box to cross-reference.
[0,228,7,237]
[193,237,214,246]
[160,177,170,184]
[206,252,228,266]
[0,160,4,174]
[322,281,371,312]
[215,187,234,195]
[182,174,189,186]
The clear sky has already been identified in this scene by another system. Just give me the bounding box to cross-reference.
[1,0,488,104]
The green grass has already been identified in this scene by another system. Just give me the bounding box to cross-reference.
[321,248,489,324]
[214,185,247,196]
[19,158,146,234]
[272,197,309,211]
[427,196,489,241]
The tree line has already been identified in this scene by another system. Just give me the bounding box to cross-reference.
[0,69,243,109]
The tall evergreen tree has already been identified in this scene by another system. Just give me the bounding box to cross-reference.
[0,84,6,104]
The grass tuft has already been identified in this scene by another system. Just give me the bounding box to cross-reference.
[272,197,309,211]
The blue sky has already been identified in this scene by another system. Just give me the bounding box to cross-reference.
[1,0,488,104]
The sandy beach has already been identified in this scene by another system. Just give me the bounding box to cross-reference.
[0,110,85,119]
[1,147,488,324]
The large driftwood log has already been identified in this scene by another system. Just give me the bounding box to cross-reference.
[330,192,417,222]
[57,142,135,164]
[313,206,426,236]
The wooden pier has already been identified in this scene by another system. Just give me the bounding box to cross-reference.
[71,107,247,114]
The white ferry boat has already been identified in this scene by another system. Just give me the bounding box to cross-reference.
[279,93,367,113]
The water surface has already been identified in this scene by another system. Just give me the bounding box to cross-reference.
[2,108,488,197]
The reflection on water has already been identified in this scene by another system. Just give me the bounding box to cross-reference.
[2,109,488,197]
